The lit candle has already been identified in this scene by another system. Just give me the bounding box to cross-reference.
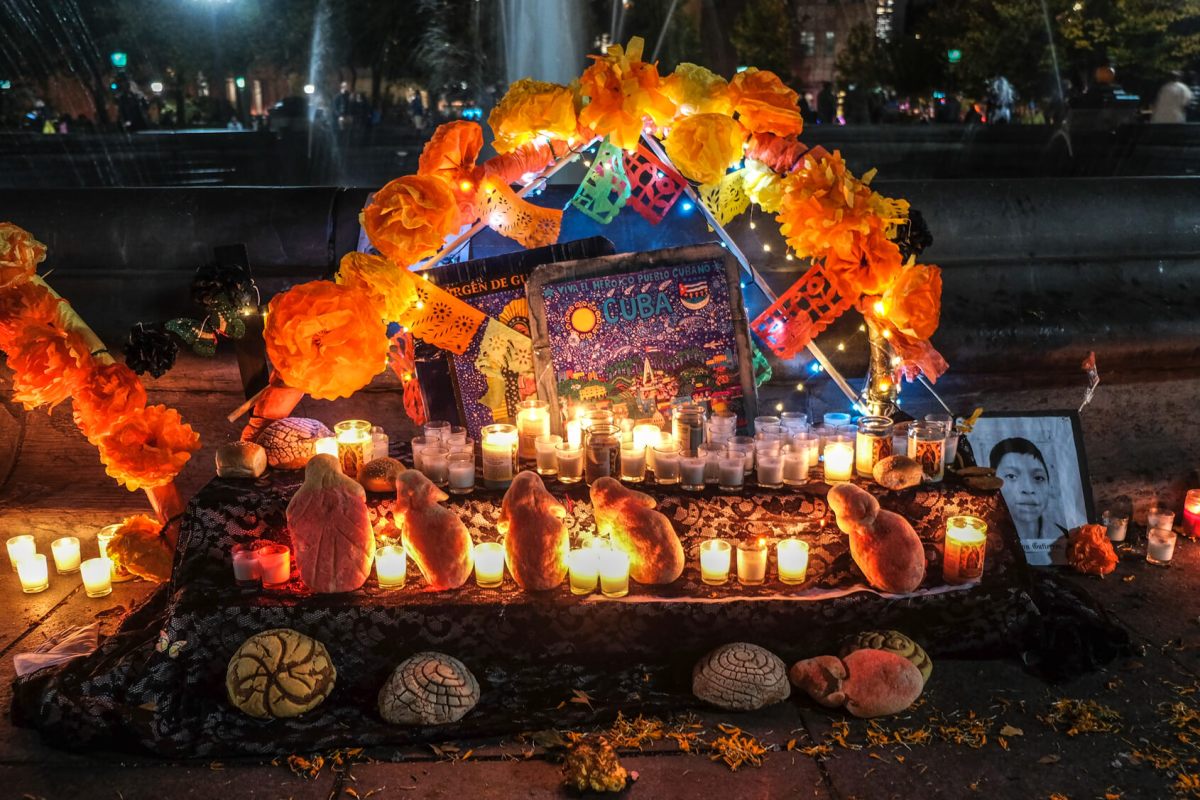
[79,557,112,597]
[535,434,561,476]
[699,539,731,585]
[17,553,49,594]
[737,538,768,585]
[448,452,476,494]
[314,436,338,457]
[232,543,261,586]
[515,400,550,460]
[943,515,987,585]
[375,544,407,589]
[96,525,117,559]
[568,548,599,595]
[632,423,662,452]
[555,442,584,484]
[51,536,81,574]
[7,534,35,572]
[1184,490,1200,538]
[481,424,518,489]
[256,543,291,587]
[334,419,373,479]
[474,541,505,588]
[855,417,894,478]
[620,443,647,483]
[776,538,810,584]
[565,419,582,449]
[598,548,630,598]
[1147,528,1177,566]
[1102,510,1128,543]
[823,439,855,483]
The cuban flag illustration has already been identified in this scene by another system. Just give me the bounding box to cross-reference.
[679,279,711,311]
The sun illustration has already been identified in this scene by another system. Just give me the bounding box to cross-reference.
[567,301,600,338]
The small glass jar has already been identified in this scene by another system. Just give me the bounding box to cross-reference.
[891,421,911,459]
[371,426,390,461]
[654,444,681,485]
[1102,509,1128,543]
[446,426,468,446]
[753,415,781,433]
[423,419,451,443]
[811,424,835,455]
[410,434,433,471]
[679,450,706,491]
[1184,489,1200,538]
[447,451,476,494]
[822,431,855,483]
[718,456,746,492]
[699,539,732,585]
[555,442,584,484]
[515,399,550,460]
[421,445,450,487]
[672,403,706,453]
[534,434,562,476]
[756,452,784,488]
[729,435,756,473]
[1147,503,1175,533]
[779,411,808,434]
[908,422,946,483]
[620,443,647,483]
[855,415,894,479]
[736,539,768,585]
[754,437,783,457]
[1147,527,1177,566]
[334,419,372,479]
[782,443,811,486]
[481,423,519,489]
[823,412,852,429]
[925,412,955,435]
[579,409,614,436]
[585,424,621,484]
[699,444,723,484]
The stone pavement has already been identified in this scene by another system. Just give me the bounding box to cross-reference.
[2,503,1198,800]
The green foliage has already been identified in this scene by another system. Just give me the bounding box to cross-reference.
[835,23,892,89]
[730,0,794,79]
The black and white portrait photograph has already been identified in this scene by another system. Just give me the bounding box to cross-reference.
[964,412,1093,566]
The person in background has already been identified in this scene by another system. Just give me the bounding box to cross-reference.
[1151,72,1194,123]
[817,82,836,125]
[990,437,1067,565]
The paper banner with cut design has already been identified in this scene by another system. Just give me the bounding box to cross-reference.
[394,269,488,356]
[570,141,630,224]
[698,168,750,227]
[750,262,853,360]
[481,176,562,250]
[473,318,535,424]
[623,144,686,224]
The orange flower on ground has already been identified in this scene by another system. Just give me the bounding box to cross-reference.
[417,121,485,228]
[264,280,389,400]
[880,262,943,340]
[6,322,91,410]
[0,280,63,350]
[578,36,676,151]
[663,113,746,186]
[1066,524,1119,576]
[108,513,172,582]
[488,78,578,153]
[728,68,803,137]
[661,63,732,118]
[361,174,460,266]
[335,251,420,323]
[0,223,47,289]
[72,361,148,443]
[823,228,904,298]
[97,404,200,491]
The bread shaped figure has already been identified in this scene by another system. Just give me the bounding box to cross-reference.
[829,483,925,594]
[589,477,684,585]
[286,454,376,593]
[499,471,569,591]
[789,649,924,718]
[394,469,473,590]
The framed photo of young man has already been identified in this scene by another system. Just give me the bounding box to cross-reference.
[962,411,1094,566]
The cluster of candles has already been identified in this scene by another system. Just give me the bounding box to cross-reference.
[698,537,811,586]
[314,420,390,479]
[6,527,119,598]
[1101,489,1200,566]
[231,542,293,587]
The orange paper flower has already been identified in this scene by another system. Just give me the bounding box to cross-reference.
[361,174,460,266]
[108,513,172,582]
[824,228,904,298]
[97,404,200,491]
[1067,524,1119,576]
[663,113,747,185]
[745,132,810,174]
[417,121,485,228]
[728,68,803,137]
[264,280,389,400]
[488,78,578,153]
[0,223,47,290]
[776,151,875,262]
[662,63,732,118]
[72,360,148,442]
[335,251,420,323]
[578,36,677,151]
[0,281,63,350]
[6,322,91,410]
[881,262,942,340]
[482,139,557,186]
[865,315,949,384]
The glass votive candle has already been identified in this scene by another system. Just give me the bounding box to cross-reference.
[256,543,291,587]
[334,419,372,479]
[736,538,768,585]
[699,539,732,585]
[782,444,811,486]
[672,403,706,453]
[446,426,468,446]
[632,423,662,453]
[780,411,808,434]
[1147,527,1177,566]
[7,534,35,572]
[473,541,505,588]
[729,435,756,472]
[792,431,820,467]
[891,422,911,460]
[598,548,630,598]
[535,434,561,476]
[718,456,746,491]
[1102,510,1129,543]
[314,435,338,458]
[481,423,519,489]
[705,421,733,447]
[79,557,113,598]
[654,444,681,485]
[756,452,784,488]
[555,442,584,484]
[776,538,810,584]
[371,426,390,461]
[421,445,450,487]
[754,436,783,456]
[585,425,621,484]
[568,548,599,595]
[1184,490,1200,538]
[699,444,723,483]
[375,543,407,589]
[907,422,946,483]
[423,419,451,443]
[579,409,614,437]
[51,536,81,575]
[565,419,583,448]
[447,451,476,494]
[943,515,987,584]
[17,553,49,593]
[680,450,706,491]
[823,434,855,483]
[1148,503,1175,533]
[620,443,647,483]
[515,399,550,460]
[855,416,894,479]
[232,543,262,586]
[753,415,780,433]
[925,412,955,435]
[410,435,433,471]
[823,412,852,429]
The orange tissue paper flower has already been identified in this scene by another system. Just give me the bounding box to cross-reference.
[264,280,389,401]
[661,63,732,118]
[417,121,485,228]
[728,68,803,138]
[97,404,200,491]
[578,36,677,151]
[0,223,47,290]
[488,78,579,153]
[775,151,874,262]
[823,228,904,298]
[6,322,91,410]
[361,174,460,266]
[335,251,420,323]
[72,361,148,443]
[881,262,943,340]
[482,139,557,186]
[0,281,64,350]
[1067,524,1119,576]
[663,113,747,186]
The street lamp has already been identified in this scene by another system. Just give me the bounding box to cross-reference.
[151,81,164,93]
[303,84,316,95]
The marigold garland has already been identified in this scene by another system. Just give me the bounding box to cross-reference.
[0,280,63,349]
[488,78,579,154]
[0,222,47,289]
[663,113,747,186]
[727,68,804,138]
[360,174,461,267]
[335,251,419,323]
[416,120,485,228]
[72,360,148,443]
[578,36,676,151]
[96,404,200,492]
[6,322,92,410]
[661,63,732,118]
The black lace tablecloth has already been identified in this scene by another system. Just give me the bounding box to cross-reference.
[13,470,1042,757]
